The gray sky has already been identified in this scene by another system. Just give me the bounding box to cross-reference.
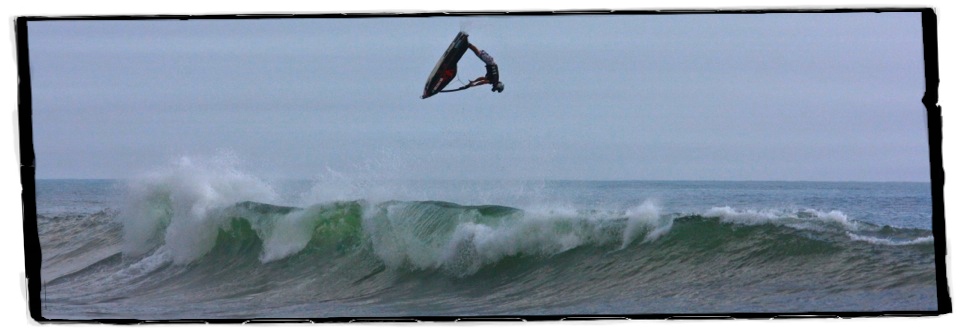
[27,12,930,181]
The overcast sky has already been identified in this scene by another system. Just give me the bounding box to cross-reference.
[26,12,929,181]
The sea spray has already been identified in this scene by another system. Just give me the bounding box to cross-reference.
[299,167,387,204]
[297,150,430,205]
[117,156,278,264]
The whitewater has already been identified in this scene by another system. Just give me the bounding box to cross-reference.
[34,158,939,319]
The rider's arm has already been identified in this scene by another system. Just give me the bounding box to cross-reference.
[468,44,482,57]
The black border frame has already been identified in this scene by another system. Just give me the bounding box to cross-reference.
[17,8,949,323]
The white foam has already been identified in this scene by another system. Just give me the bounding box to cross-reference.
[254,204,351,263]
[621,199,666,248]
[433,214,593,276]
[105,246,173,284]
[704,206,780,224]
[442,222,499,275]
[846,233,934,246]
[703,206,859,231]
[364,202,446,270]
[363,199,669,277]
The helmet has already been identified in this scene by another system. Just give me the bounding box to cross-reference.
[492,81,505,93]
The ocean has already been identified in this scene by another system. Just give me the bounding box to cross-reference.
[32,165,940,320]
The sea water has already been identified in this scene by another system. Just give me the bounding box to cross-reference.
[33,164,938,319]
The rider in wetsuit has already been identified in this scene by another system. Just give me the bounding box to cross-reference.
[466,43,505,93]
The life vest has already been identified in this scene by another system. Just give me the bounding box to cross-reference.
[485,64,500,84]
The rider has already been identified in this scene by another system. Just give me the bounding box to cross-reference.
[466,43,505,93]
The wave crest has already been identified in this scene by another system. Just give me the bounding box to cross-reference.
[113,167,934,277]
[117,155,278,264]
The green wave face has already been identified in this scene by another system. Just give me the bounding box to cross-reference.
[181,200,935,283]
